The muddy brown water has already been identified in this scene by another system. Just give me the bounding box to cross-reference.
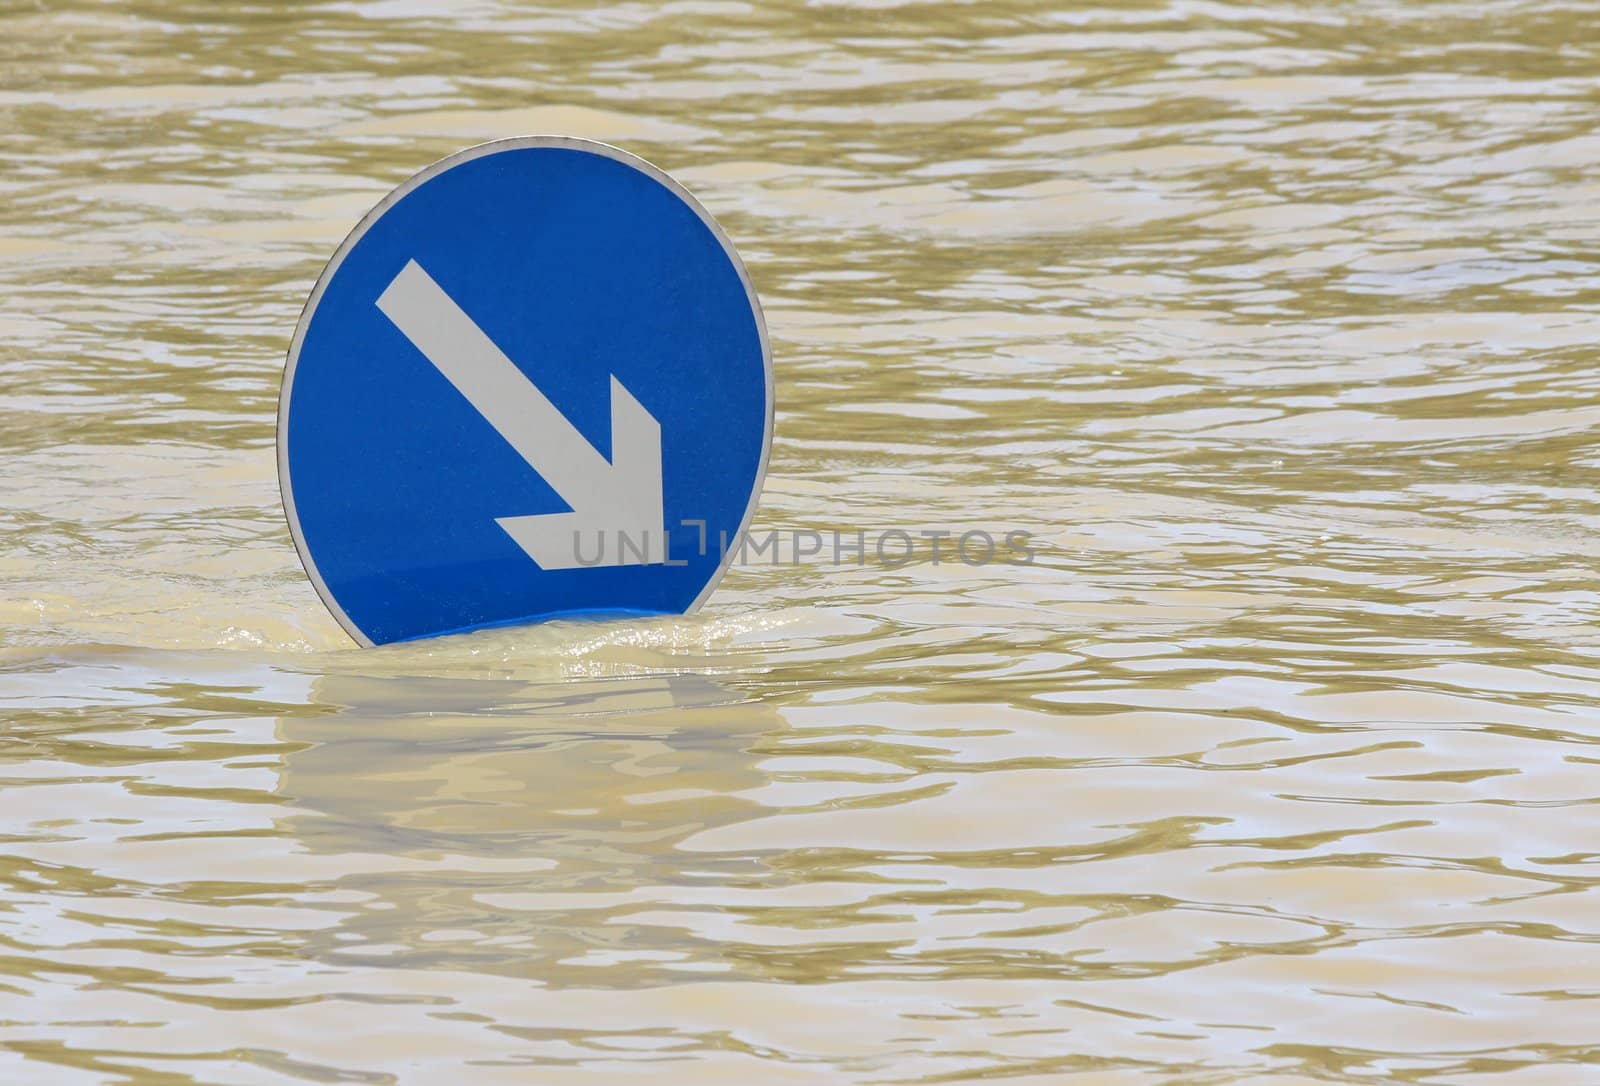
[3,2,1600,1082]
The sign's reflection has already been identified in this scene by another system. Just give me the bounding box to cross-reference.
[277,671,780,864]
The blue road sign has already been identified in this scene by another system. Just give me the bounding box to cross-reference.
[278,137,773,646]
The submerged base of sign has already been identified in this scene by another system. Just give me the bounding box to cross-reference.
[277,137,773,646]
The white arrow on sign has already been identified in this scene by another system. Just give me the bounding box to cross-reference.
[375,259,664,570]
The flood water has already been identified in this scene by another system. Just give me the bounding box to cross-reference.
[4,1,1600,1082]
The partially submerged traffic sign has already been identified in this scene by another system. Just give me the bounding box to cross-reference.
[278,137,773,646]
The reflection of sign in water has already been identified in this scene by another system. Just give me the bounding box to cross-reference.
[276,672,778,857]
[274,669,783,984]
[278,137,774,646]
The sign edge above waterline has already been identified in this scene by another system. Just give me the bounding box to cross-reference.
[275,135,775,647]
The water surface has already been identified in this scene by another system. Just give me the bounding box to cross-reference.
[3,1,1600,1082]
